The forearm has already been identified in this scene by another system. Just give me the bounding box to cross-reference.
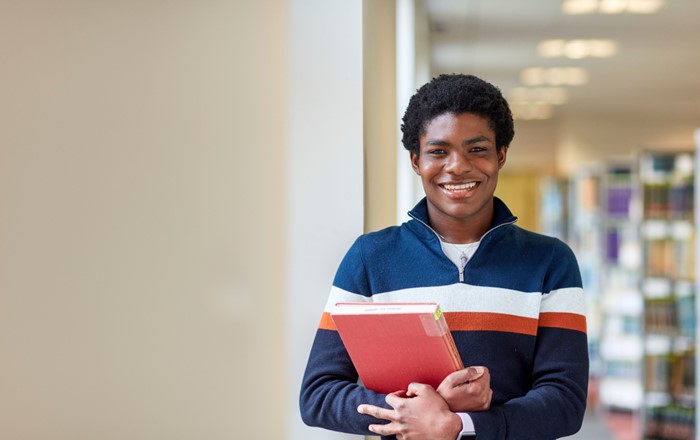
[299,329,389,434]
[469,382,586,440]
[300,373,389,434]
[468,330,588,439]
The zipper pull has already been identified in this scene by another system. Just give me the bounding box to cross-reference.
[459,253,467,282]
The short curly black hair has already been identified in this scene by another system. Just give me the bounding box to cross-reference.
[401,74,514,155]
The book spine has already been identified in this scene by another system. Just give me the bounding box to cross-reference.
[438,312,464,370]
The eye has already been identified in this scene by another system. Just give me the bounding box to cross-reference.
[427,148,447,155]
[469,146,488,153]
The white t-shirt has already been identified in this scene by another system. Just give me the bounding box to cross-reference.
[440,239,480,269]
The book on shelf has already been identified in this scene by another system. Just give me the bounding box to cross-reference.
[331,302,464,394]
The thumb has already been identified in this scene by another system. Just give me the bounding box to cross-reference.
[444,366,485,386]
[465,366,485,381]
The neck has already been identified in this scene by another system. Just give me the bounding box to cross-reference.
[427,201,493,244]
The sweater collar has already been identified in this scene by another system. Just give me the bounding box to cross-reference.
[407,196,518,241]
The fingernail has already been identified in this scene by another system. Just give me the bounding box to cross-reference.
[467,366,484,379]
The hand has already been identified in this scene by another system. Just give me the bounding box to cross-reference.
[437,366,492,412]
[357,383,462,440]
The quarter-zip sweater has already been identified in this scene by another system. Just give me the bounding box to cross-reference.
[300,197,588,440]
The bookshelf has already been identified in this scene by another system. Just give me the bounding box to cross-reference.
[538,176,569,241]
[567,168,606,388]
[639,151,696,440]
[598,163,644,415]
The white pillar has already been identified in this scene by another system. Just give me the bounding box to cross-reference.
[287,1,364,439]
[396,0,430,223]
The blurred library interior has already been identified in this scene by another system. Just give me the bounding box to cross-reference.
[3,1,700,440]
[411,1,700,439]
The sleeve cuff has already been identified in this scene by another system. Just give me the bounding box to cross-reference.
[455,412,476,439]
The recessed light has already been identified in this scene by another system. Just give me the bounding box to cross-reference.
[599,0,628,14]
[565,40,592,59]
[510,103,555,120]
[538,39,617,59]
[520,67,589,86]
[561,0,664,14]
[562,0,598,15]
[537,40,566,58]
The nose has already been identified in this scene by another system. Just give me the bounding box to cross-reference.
[445,151,472,175]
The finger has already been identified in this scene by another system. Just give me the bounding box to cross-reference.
[476,388,494,410]
[406,382,434,396]
[385,390,411,408]
[357,404,396,422]
[442,366,484,388]
[462,366,486,382]
[368,422,397,436]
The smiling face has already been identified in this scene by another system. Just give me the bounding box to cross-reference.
[411,112,508,243]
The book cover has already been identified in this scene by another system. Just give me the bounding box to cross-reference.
[331,302,464,394]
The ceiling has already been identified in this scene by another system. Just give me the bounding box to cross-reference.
[425,0,700,122]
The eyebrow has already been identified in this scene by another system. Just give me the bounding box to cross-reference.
[424,139,451,146]
[463,135,491,146]
[423,135,492,147]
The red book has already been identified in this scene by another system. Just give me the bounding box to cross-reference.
[331,302,464,394]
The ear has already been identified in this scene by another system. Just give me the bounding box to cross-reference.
[410,151,421,175]
[497,147,508,169]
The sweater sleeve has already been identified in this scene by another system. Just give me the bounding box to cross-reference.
[468,242,589,440]
[299,238,392,435]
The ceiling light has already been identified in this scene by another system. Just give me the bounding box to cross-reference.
[600,0,628,14]
[562,0,599,14]
[565,40,591,59]
[561,0,664,14]
[566,68,590,85]
[510,103,555,120]
[537,40,566,58]
[520,67,589,86]
[520,68,546,85]
[538,39,617,59]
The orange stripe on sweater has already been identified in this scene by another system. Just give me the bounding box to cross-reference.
[539,312,587,333]
[319,311,586,334]
[445,312,539,336]
[318,312,337,330]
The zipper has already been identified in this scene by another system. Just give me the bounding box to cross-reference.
[408,213,517,283]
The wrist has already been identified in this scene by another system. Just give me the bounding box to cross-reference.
[447,412,463,440]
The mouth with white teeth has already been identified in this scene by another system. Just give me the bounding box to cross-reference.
[441,182,478,194]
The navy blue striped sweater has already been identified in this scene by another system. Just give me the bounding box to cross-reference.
[300,197,588,439]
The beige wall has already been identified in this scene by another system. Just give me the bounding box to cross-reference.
[364,0,397,233]
[0,1,290,439]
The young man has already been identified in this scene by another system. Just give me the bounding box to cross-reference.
[300,74,588,439]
